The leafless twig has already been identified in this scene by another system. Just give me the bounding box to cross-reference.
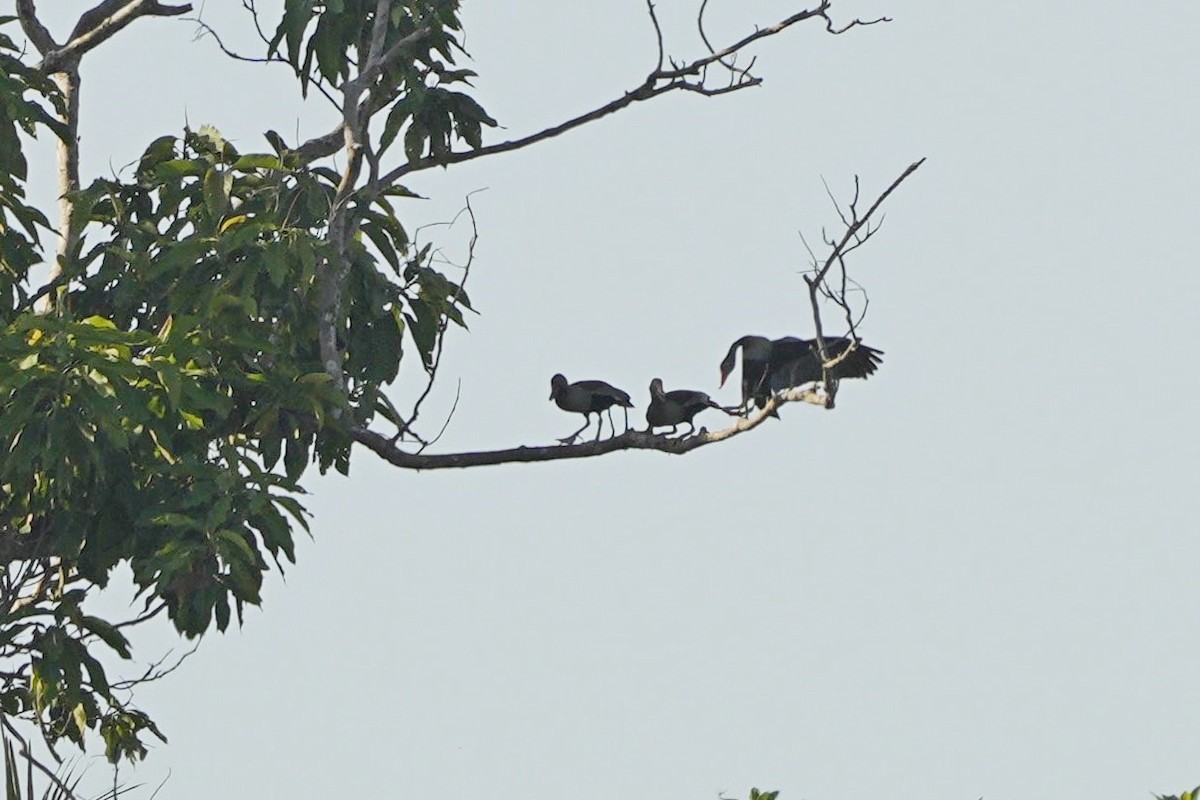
[363,1,881,196]
[646,0,665,73]
[392,193,481,443]
[800,158,925,398]
[111,643,199,692]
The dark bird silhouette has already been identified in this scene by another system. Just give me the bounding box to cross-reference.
[767,336,883,391]
[549,373,634,444]
[718,335,774,413]
[646,378,734,436]
[719,335,884,413]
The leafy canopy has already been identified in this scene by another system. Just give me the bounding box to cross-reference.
[1,1,486,764]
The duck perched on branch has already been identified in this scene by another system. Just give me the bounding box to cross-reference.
[646,378,734,436]
[549,373,634,444]
[767,336,883,394]
[719,335,884,412]
[717,335,774,414]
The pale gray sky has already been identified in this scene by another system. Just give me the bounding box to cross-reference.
[13,1,1200,798]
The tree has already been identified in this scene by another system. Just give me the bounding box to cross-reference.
[0,0,918,791]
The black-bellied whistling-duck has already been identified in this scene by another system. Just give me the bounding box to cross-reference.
[549,373,634,444]
[718,335,774,413]
[767,336,884,393]
[646,378,735,436]
[719,335,884,413]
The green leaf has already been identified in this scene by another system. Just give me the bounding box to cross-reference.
[260,430,283,472]
[65,180,112,243]
[80,315,117,330]
[404,123,427,162]
[214,528,257,564]
[214,596,231,631]
[154,159,208,179]
[283,431,311,482]
[203,166,233,222]
[445,90,498,130]
[137,135,179,179]
[77,615,132,659]
[232,153,283,171]
[381,184,424,199]
[404,297,439,370]
[264,129,289,155]
[380,94,416,153]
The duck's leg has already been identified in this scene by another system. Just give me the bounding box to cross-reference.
[558,415,591,445]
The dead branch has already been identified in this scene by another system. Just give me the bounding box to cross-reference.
[391,195,481,444]
[350,386,827,471]
[110,642,199,692]
[293,125,347,164]
[364,1,881,195]
[646,0,666,73]
[801,158,924,398]
[35,1,193,75]
[807,159,924,291]
[14,1,58,55]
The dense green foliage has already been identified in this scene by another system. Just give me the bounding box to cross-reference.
[0,1,485,765]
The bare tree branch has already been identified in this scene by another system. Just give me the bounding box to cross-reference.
[805,158,924,292]
[361,24,432,85]
[646,0,665,73]
[48,67,81,304]
[825,13,892,35]
[293,125,347,164]
[391,195,481,443]
[110,643,199,692]
[365,1,871,195]
[14,0,58,55]
[186,15,342,110]
[364,0,392,68]
[797,158,924,403]
[350,387,828,471]
[38,1,193,75]
[367,79,677,191]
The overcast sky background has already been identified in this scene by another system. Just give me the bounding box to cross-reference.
[11,1,1200,798]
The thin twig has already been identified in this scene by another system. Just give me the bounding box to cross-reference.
[798,159,924,393]
[111,642,199,691]
[399,193,481,439]
[364,3,852,195]
[646,0,665,73]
